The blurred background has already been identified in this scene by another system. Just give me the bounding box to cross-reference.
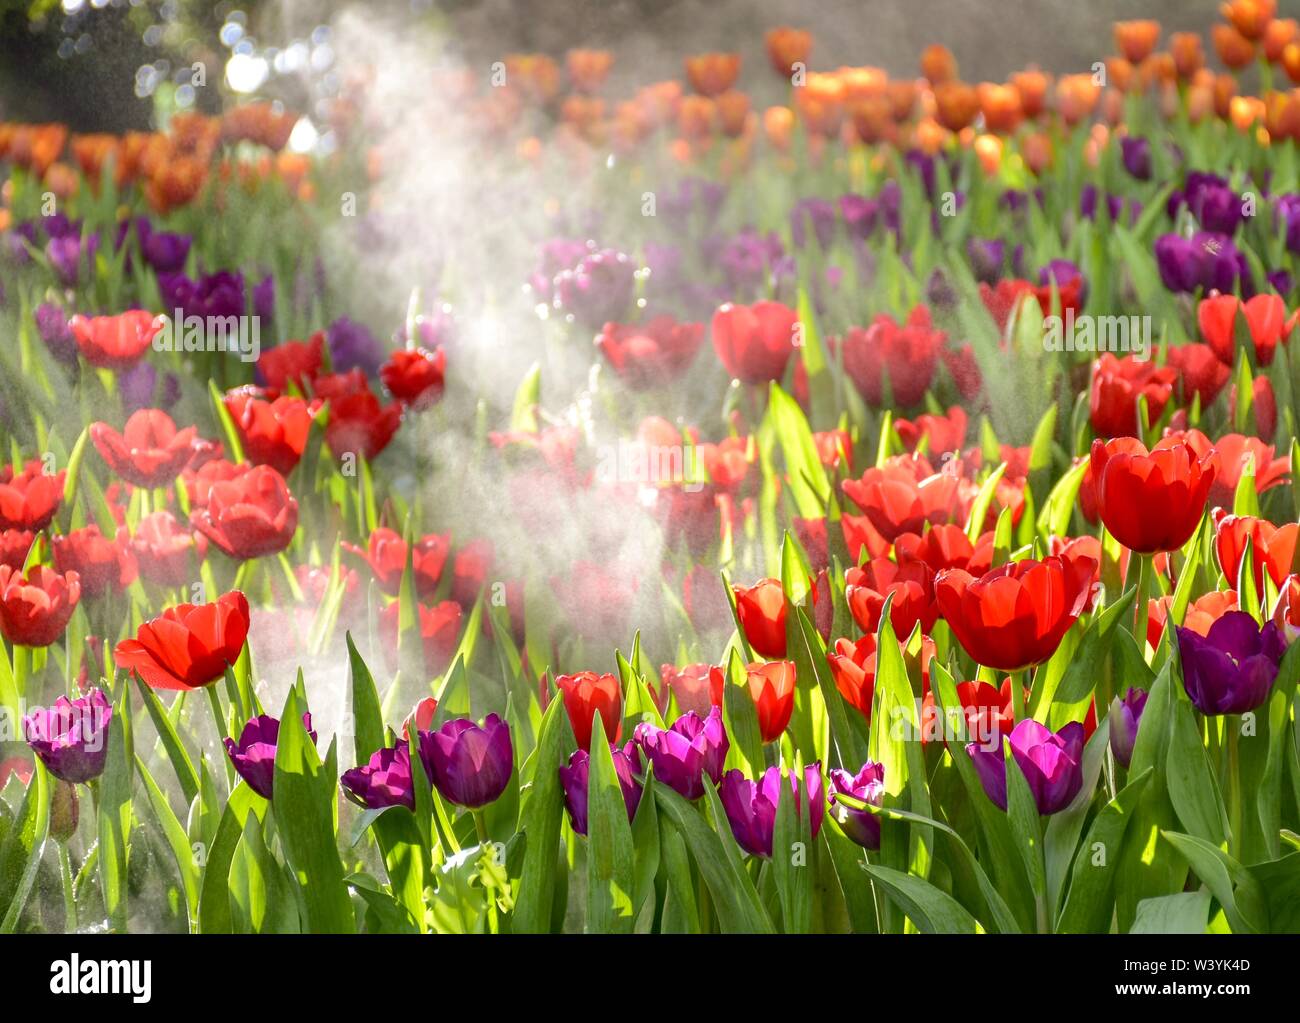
[1,0,1225,132]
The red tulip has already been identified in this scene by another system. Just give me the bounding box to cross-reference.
[1191,431,1289,510]
[380,346,447,409]
[845,558,938,638]
[402,696,439,741]
[826,635,880,720]
[50,525,136,598]
[1214,511,1297,591]
[190,464,298,560]
[257,332,324,392]
[1198,292,1296,366]
[129,511,208,587]
[183,458,250,510]
[114,590,251,690]
[223,388,320,475]
[711,301,800,384]
[1229,375,1277,440]
[920,679,1016,749]
[597,316,705,388]
[841,512,891,563]
[841,454,961,542]
[0,565,80,647]
[1089,353,1177,438]
[450,538,493,607]
[91,409,198,488]
[69,310,162,369]
[812,429,854,472]
[1168,342,1230,406]
[0,529,35,571]
[1148,589,1237,650]
[379,599,463,675]
[343,527,449,598]
[556,671,623,750]
[895,405,968,456]
[324,389,403,461]
[841,306,945,407]
[746,660,796,742]
[1089,437,1217,553]
[732,577,787,658]
[935,556,1096,671]
[658,663,724,718]
[0,461,65,531]
[895,524,994,575]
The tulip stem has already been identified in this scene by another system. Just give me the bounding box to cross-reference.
[59,843,76,932]
[1010,670,1026,724]
[1131,553,1151,660]
[1227,720,1242,859]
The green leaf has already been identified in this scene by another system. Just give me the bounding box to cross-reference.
[1166,698,1228,846]
[97,682,134,932]
[197,782,269,933]
[0,761,49,933]
[1129,891,1211,934]
[512,696,574,933]
[135,754,200,928]
[585,715,636,933]
[770,765,814,933]
[272,684,354,932]
[346,632,386,764]
[861,863,979,933]
[133,675,200,807]
[1160,831,1266,934]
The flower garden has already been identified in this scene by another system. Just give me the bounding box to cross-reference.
[0,2,1298,939]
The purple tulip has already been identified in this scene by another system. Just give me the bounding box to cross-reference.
[342,743,416,810]
[966,238,1005,284]
[1177,612,1286,716]
[968,719,1085,815]
[791,198,838,249]
[1267,269,1294,298]
[118,361,158,414]
[1108,688,1148,770]
[159,270,248,321]
[23,688,112,784]
[419,714,513,808]
[558,741,643,835]
[327,315,383,376]
[633,706,729,800]
[828,761,885,850]
[1039,258,1089,307]
[1155,232,1249,296]
[223,713,317,798]
[1120,136,1152,180]
[1275,194,1300,256]
[552,248,637,329]
[35,303,77,364]
[719,763,824,858]
[1172,172,1243,236]
[253,274,276,324]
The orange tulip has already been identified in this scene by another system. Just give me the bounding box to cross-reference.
[1264,18,1299,61]
[1221,0,1276,41]
[1114,20,1161,62]
[1057,74,1101,125]
[978,83,1022,133]
[566,49,614,93]
[763,105,795,150]
[765,27,812,78]
[1171,32,1207,78]
[1284,42,1300,84]
[795,72,847,136]
[1213,24,1257,69]
[933,81,979,132]
[920,43,957,84]
[715,90,752,137]
[685,52,741,97]
[1010,69,1051,117]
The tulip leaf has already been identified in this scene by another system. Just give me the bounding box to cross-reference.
[346,632,386,764]
[657,820,700,933]
[135,754,200,928]
[1036,456,1088,542]
[1044,718,1111,917]
[1165,697,1228,847]
[585,714,636,934]
[653,780,774,933]
[1056,767,1152,933]
[770,766,814,933]
[860,863,979,934]
[0,760,49,934]
[1129,891,1212,934]
[272,685,355,933]
[1159,831,1266,934]
[963,461,1006,542]
[1034,583,1136,719]
[97,682,134,933]
[629,774,660,921]
[820,818,879,934]
[793,604,866,770]
[133,675,200,807]
[766,382,831,518]
[722,648,764,776]
[510,363,541,433]
[197,781,265,932]
[1002,738,1047,906]
[512,695,573,933]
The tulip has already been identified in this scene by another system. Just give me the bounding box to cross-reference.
[0,529,35,571]
[191,464,299,560]
[1089,353,1177,438]
[558,741,644,835]
[765,27,811,78]
[1198,293,1295,367]
[0,565,81,647]
[685,52,741,97]
[968,719,1085,815]
[1215,512,1297,592]
[326,316,384,377]
[419,714,514,808]
[114,590,251,690]
[223,713,316,798]
[90,409,198,488]
[841,455,961,542]
[596,316,705,389]
[1155,232,1249,296]
[840,306,945,407]
[935,555,1095,672]
[1177,611,1286,715]
[257,333,324,392]
[342,743,416,810]
[378,599,463,675]
[380,346,447,409]
[23,688,112,783]
[828,761,885,850]
[555,671,623,751]
[553,249,637,330]
[845,558,938,638]
[719,763,824,857]
[657,663,724,718]
[1168,343,1231,406]
[1108,688,1148,769]
[732,577,787,658]
[50,524,136,600]
[711,301,800,385]
[633,707,729,799]
[343,526,449,599]
[69,310,162,370]
[0,461,66,531]
[1202,432,1288,510]
[1089,437,1217,554]
[746,660,796,743]
[129,511,208,587]
[324,388,403,462]
[223,389,320,475]
[402,697,439,741]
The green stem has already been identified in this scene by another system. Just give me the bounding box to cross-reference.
[1227,720,1242,859]
[1010,669,1027,724]
[59,843,76,932]
[1131,552,1151,659]
[206,684,236,789]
